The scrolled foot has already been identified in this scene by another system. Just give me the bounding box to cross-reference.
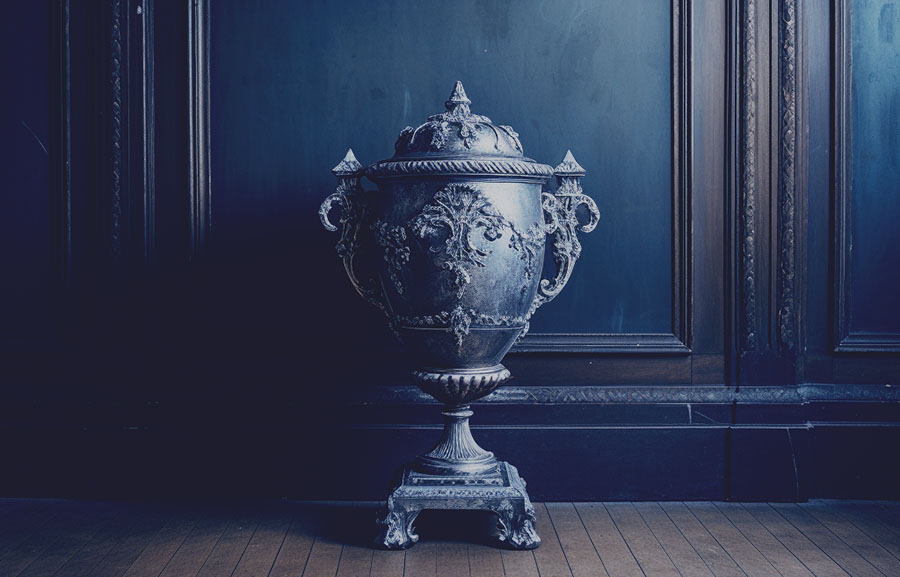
[375,498,420,549]
[491,499,541,550]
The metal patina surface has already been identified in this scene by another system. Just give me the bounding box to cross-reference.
[320,82,599,549]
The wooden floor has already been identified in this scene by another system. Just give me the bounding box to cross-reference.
[1,500,899,577]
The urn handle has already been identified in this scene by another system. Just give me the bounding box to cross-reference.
[529,151,600,318]
[319,149,389,316]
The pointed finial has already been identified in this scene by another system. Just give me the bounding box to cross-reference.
[554,150,586,176]
[445,81,472,113]
[332,148,363,176]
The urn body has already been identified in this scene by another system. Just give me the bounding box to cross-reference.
[372,178,544,383]
[320,82,599,407]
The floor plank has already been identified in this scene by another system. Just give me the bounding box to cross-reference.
[0,500,62,563]
[157,512,233,577]
[658,502,745,577]
[741,503,849,577]
[119,509,198,577]
[269,513,317,577]
[434,542,470,577]
[370,549,406,577]
[302,537,343,577]
[16,503,118,577]
[714,502,813,577]
[770,503,884,577]
[0,500,898,577]
[336,543,376,577]
[800,502,900,576]
[832,502,900,562]
[575,503,644,577]
[83,506,171,577]
[194,514,259,577]
[634,502,714,577]
[54,504,157,577]
[532,503,574,577]
[606,502,679,577]
[0,500,81,574]
[468,543,504,577]
[500,548,539,577]
[685,502,778,576]
[873,502,900,533]
[546,502,608,577]
[851,502,900,540]
[403,540,437,577]
[231,512,292,577]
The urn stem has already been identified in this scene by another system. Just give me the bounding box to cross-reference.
[415,404,498,475]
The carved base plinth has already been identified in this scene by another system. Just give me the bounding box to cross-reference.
[375,461,540,550]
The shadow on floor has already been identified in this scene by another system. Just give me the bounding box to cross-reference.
[286,502,503,548]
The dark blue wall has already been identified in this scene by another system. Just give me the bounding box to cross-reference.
[210,0,673,337]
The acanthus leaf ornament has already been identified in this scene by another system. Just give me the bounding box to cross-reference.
[410,183,508,299]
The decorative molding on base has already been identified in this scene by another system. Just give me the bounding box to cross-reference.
[353,383,900,405]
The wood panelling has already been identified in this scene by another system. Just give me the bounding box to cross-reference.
[2,0,900,502]
[834,0,900,352]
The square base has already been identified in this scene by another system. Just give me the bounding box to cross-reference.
[375,461,540,550]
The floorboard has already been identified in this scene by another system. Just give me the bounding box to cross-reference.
[685,502,779,576]
[575,502,644,577]
[0,500,896,577]
[532,503,574,577]
[268,513,317,577]
[634,502,714,577]
[832,502,900,563]
[370,549,406,577]
[741,503,849,577]
[467,543,504,577]
[715,502,813,577]
[606,502,679,577]
[434,542,470,577]
[800,502,900,576]
[545,502,608,577]
[771,503,884,577]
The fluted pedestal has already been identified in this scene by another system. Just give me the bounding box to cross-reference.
[415,405,497,475]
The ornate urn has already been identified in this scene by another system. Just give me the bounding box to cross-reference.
[320,82,599,550]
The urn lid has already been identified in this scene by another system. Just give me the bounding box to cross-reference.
[366,82,554,181]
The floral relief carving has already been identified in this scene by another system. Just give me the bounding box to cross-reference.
[410,183,508,299]
[373,221,411,295]
[508,223,545,300]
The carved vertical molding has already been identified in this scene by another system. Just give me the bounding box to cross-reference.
[110,0,124,264]
[188,0,212,260]
[739,0,759,353]
[103,0,155,266]
[777,0,798,352]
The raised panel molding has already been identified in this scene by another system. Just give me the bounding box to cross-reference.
[833,0,900,353]
[515,0,692,354]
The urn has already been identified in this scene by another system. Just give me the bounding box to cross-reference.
[320,82,599,549]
